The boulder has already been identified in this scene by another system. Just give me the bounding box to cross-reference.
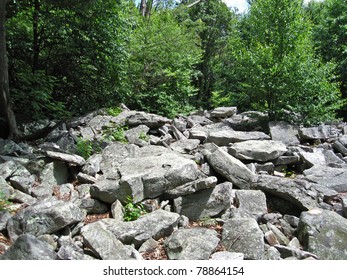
[274,244,318,260]
[90,210,180,248]
[117,153,201,202]
[269,121,300,146]
[210,107,237,118]
[342,196,347,218]
[234,190,267,219]
[299,148,326,167]
[0,210,11,231]
[203,143,255,189]
[224,111,269,132]
[297,209,347,260]
[173,182,233,221]
[170,139,200,154]
[0,234,57,260]
[46,151,86,166]
[228,140,287,162]
[299,125,339,140]
[187,114,213,127]
[125,111,171,128]
[124,124,150,146]
[7,197,86,241]
[253,175,335,212]
[164,176,217,198]
[81,222,138,260]
[164,228,220,260]
[90,179,128,204]
[303,166,347,192]
[222,217,265,260]
[188,127,208,143]
[332,140,347,156]
[207,130,270,146]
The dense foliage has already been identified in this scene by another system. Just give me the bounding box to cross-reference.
[1,0,346,134]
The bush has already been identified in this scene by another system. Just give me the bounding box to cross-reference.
[123,196,147,222]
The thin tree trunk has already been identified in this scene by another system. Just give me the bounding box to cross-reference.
[140,0,147,16]
[0,0,20,140]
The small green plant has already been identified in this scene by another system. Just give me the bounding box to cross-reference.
[282,167,297,179]
[76,138,94,160]
[198,217,218,227]
[107,106,122,117]
[123,196,147,221]
[139,131,150,142]
[0,191,10,211]
[103,125,128,143]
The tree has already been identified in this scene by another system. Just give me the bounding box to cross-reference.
[309,0,347,118]
[183,0,235,107]
[125,9,202,117]
[215,0,344,125]
[0,0,19,139]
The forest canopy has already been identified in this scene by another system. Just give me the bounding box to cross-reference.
[0,0,346,139]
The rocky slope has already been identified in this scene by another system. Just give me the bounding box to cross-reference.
[0,106,347,260]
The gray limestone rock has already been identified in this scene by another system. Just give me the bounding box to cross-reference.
[0,234,57,260]
[124,124,150,145]
[7,197,86,241]
[81,222,138,260]
[204,143,255,189]
[224,111,269,132]
[253,175,335,211]
[299,125,339,140]
[82,153,102,177]
[89,210,180,248]
[207,130,270,146]
[125,111,171,128]
[46,151,86,166]
[222,217,265,260]
[117,153,201,202]
[90,179,128,204]
[165,176,217,198]
[210,107,237,118]
[111,200,124,221]
[299,148,326,167]
[298,208,347,260]
[274,244,318,260]
[170,139,200,154]
[269,121,300,146]
[229,140,287,162]
[342,196,347,218]
[303,166,347,192]
[79,198,109,214]
[234,190,267,219]
[333,140,347,156]
[164,228,220,260]
[188,127,208,143]
[173,182,233,221]
[0,210,11,231]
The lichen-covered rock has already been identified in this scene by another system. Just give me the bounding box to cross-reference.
[297,209,347,260]
[7,197,86,241]
[164,228,220,260]
[0,234,57,260]
[222,217,265,260]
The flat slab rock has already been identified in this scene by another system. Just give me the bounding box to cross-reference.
[269,121,300,146]
[207,130,270,146]
[228,140,287,162]
[82,210,180,249]
[7,197,86,241]
[253,175,336,211]
[164,228,220,260]
[298,209,347,260]
[46,151,86,166]
[303,166,347,192]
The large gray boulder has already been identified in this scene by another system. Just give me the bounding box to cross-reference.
[90,179,131,204]
[173,182,233,221]
[88,210,180,248]
[117,153,201,202]
[81,222,139,260]
[164,228,220,260]
[207,130,270,146]
[0,234,57,260]
[297,209,347,259]
[46,151,86,166]
[203,143,255,189]
[253,175,336,212]
[234,190,267,219]
[7,197,86,241]
[210,107,237,118]
[125,111,171,128]
[224,111,269,132]
[269,121,300,146]
[303,166,347,192]
[228,140,287,162]
[222,217,265,260]
[299,125,339,140]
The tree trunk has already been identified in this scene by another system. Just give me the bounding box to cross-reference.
[0,0,20,140]
[140,0,147,16]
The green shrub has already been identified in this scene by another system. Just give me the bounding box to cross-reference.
[0,191,10,211]
[139,131,150,142]
[103,125,128,143]
[123,196,147,222]
[107,106,122,117]
[76,138,94,160]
